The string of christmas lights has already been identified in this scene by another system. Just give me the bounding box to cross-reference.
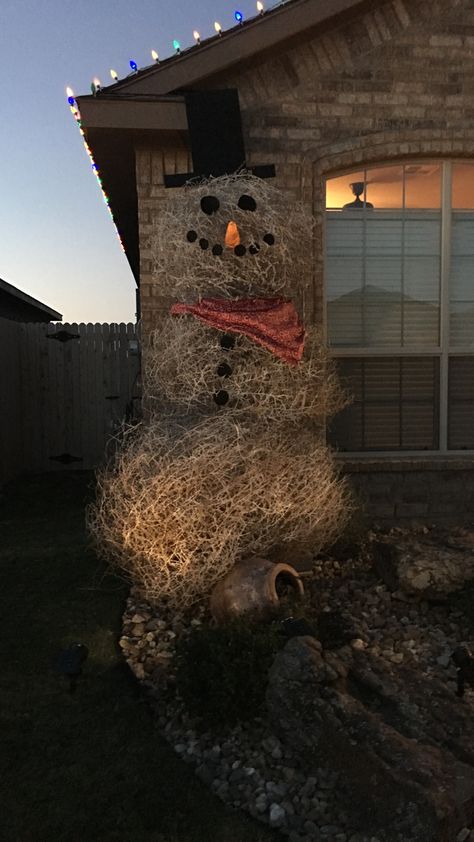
[66,0,275,248]
[102,2,267,86]
[66,87,125,252]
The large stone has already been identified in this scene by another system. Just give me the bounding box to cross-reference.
[266,637,474,842]
[371,538,474,600]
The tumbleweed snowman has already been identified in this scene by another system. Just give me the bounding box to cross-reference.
[90,173,349,608]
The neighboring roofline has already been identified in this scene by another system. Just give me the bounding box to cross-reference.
[0,278,62,321]
[89,0,366,97]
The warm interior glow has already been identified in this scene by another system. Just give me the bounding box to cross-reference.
[225,221,240,249]
[326,164,442,210]
[452,162,474,208]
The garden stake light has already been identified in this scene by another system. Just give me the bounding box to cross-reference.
[54,642,89,694]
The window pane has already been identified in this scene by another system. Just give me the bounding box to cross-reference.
[326,166,441,348]
[450,163,474,347]
[448,357,474,449]
[452,162,474,209]
[404,163,441,209]
[328,357,440,451]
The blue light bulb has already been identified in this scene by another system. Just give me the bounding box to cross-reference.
[129,60,138,71]
[67,96,75,106]
[173,39,181,52]
[234,10,243,22]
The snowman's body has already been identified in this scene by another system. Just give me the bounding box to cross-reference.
[92,175,348,606]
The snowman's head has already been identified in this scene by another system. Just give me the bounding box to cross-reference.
[152,173,312,300]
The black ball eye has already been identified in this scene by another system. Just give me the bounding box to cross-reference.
[217,362,232,377]
[187,230,198,242]
[199,238,209,250]
[212,244,223,256]
[263,233,275,246]
[201,195,220,215]
[249,242,260,255]
[234,244,246,257]
[238,194,257,212]
[220,334,235,350]
[214,389,229,406]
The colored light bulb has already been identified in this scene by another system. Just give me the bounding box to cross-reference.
[129,60,138,71]
[214,21,222,35]
[91,78,101,94]
[110,69,118,81]
[151,49,159,62]
[257,1,264,12]
[173,39,181,52]
[193,30,200,44]
[234,10,243,23]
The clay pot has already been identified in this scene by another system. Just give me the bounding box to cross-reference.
[210,556,304,624]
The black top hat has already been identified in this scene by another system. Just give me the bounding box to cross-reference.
[164,89,275,187]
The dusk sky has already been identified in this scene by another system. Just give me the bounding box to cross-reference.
[1,0,265,324]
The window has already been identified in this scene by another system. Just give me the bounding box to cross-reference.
[325,161,474,452]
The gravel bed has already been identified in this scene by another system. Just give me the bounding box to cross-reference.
[119,524,473,842]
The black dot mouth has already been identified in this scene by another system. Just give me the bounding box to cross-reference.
[187,237,273,254]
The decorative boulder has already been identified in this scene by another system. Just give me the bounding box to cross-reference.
[266,637,474,841]
[372,538,474,600]
[210,556,304,624]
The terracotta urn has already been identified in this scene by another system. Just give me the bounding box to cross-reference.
[210,556,304,624]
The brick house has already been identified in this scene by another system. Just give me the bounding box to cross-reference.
[76,0,474,518]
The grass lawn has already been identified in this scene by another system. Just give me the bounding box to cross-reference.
[0,471,277,842]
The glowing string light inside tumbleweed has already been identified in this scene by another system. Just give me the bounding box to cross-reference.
[151,49,160,62]
[110,69,118,81]
[214,21,222,35]
[129,59,138,71]
[173,39,181,53]
[193,30,201,44]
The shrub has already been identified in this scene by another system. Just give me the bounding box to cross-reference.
[174,619,283,728]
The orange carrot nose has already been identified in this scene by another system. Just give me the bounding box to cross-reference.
[225,220,240,249]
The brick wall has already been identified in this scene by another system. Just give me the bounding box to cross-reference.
[134,0,474,514]
[341,458,474,521]
[136,0,474,328]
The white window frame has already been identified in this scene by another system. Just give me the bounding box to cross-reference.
[324,159,474,457]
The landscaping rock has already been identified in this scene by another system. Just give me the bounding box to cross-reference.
[266,636,474,841]
[372,538,474,600]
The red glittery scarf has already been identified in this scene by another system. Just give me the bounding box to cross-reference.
[171,297,305,365]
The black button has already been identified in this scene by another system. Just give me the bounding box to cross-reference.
[199,238,209,250]
[186,230,198,242]
[263,233,275,246]
[212,244,223,256]
[249,242,260,255]
[217,362,232,378]
[220,334,235,350]
[234,244,246,257]
[214,390,229,406]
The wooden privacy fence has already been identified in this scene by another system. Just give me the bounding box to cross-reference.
[0,319,141,483]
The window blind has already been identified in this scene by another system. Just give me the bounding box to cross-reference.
[326,211,441,348]
[328,357,440,451]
